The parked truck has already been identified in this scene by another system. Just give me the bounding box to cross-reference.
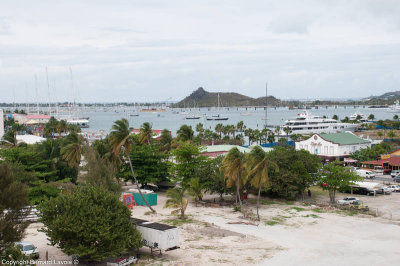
[356,169,375,179]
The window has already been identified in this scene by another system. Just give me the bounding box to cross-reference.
[324,146,328,154]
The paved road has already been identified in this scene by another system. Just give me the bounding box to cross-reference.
[366,174,398,183]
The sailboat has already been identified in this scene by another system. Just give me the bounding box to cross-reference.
[66,68,90,128]
[206,93,228,121]
[129,103,140,116]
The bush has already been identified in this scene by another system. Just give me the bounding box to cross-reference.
[38,186,142,262]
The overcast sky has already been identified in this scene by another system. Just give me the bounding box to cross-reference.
[1,0,400,103]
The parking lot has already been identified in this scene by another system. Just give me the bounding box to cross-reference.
[339,175,400,220]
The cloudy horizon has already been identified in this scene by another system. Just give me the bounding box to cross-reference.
[1,0,400,103]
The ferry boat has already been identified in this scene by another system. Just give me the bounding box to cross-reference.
[279,111,359,135]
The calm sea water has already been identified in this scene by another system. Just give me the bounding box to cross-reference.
[78,106,396,135]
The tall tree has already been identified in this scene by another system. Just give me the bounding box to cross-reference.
[215,123,223,139]
[282,126,292,141]
[236,121,244,136]
[0,163,29,254]
[222,147,245,210]
[246,146,278,220]
[177,124,194,142]
[81,146,121,193]
[61,131,83,169]
[158,129,172,152]
[139,122,153,145]
[318,162,361,203]
[109,119,155,213]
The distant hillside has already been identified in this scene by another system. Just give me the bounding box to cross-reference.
[363,91,400,101]
[172,87,281,108]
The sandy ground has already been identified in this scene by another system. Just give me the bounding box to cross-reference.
[131,192,400,266]
[22,223,72,263]
[22,190,400,266]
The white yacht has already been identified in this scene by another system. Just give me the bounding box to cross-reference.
[349,112,368,122]
[388,100,400,113]
[279,111,359,135]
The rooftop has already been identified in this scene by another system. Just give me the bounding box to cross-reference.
[319,132,370,145]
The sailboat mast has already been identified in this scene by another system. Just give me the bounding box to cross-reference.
[264,81,268,129]
[69,67,75,119]
[35,75,39,115]
[46,67,51,116]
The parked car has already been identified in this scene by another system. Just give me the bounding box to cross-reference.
[394,176,400,183]
[387,185,400,192]
[16,241,39,258]
[376,187,392,195]
[391,170,400,177]
[337,197,360,205]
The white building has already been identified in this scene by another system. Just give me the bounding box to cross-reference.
[295,132,371,160]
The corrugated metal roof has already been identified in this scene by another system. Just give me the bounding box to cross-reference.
[319,132,370,145]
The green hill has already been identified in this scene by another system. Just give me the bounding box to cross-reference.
[172,87,281,108]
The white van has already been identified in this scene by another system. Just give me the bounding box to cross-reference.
[356,169,375,179]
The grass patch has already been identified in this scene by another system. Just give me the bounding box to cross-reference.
[161,217,194,227]
[265,215,290,226]
[190,245,218,250]
[248,198,295,205]
[302,214,320,218]
[287,207,306,212]
[185,235,202,242]
[144,211,153,215]
[311,208,325,213]
[265,220,279,226]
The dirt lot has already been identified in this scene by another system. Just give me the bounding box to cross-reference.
[22,188,400,266]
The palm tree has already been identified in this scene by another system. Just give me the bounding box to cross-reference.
[56,119,67,137]
[1,130,17,147]
[246,146,278,220]
[215,123,223,139]
[61,131,83,168]
[177,124,194,142]
[274,126,280,137]
[195,123,204,134]
[159,129,172,152]
[187,178,203,206]
[222,147,245,211]
[164,187,188,219]
[139,122,153,145]
[109,119,156,213]
[282,126,292,141]
[237,121,244,136]
[332,114,338,120]
[394,115,399,121]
